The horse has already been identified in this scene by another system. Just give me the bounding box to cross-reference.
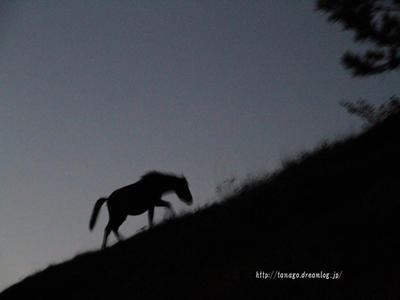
[89,171,193,249]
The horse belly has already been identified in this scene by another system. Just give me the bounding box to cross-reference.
[127,202,149,215]
[120,195,151,215]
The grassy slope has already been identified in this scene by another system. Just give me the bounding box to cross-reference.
[1,113,399,299]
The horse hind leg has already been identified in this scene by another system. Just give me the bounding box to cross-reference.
[111,215,126,242]
[102,214,126,249]
[102,222,112,249]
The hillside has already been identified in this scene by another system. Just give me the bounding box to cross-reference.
[1,112,400,299]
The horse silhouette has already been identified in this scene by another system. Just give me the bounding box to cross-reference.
[89,171,193,248]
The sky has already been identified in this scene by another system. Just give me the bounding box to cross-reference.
[0,0,398,291]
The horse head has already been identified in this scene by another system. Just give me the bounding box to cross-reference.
[175,176,193,205]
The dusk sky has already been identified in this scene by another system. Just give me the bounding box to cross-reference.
[0,0,398,291]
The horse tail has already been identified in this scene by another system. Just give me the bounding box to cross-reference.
[89,197,108,231]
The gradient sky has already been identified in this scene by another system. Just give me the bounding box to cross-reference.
[0,0,398,291]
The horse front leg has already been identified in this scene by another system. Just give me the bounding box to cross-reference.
[148,206,154,228]
[155,199,175,216]
[113,230,125,241]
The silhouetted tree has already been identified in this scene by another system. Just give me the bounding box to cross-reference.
[339,95,400,126]
[316,0,400,76]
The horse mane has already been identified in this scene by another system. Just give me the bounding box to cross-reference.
[140,171,180,181]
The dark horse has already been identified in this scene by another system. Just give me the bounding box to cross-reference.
[89,171,193,248]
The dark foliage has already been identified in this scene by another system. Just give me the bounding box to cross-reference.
[1,111,400,299]
[316,0,400,76]
[340,95,400,126]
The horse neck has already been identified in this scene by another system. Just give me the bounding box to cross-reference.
[155,175,179,195]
